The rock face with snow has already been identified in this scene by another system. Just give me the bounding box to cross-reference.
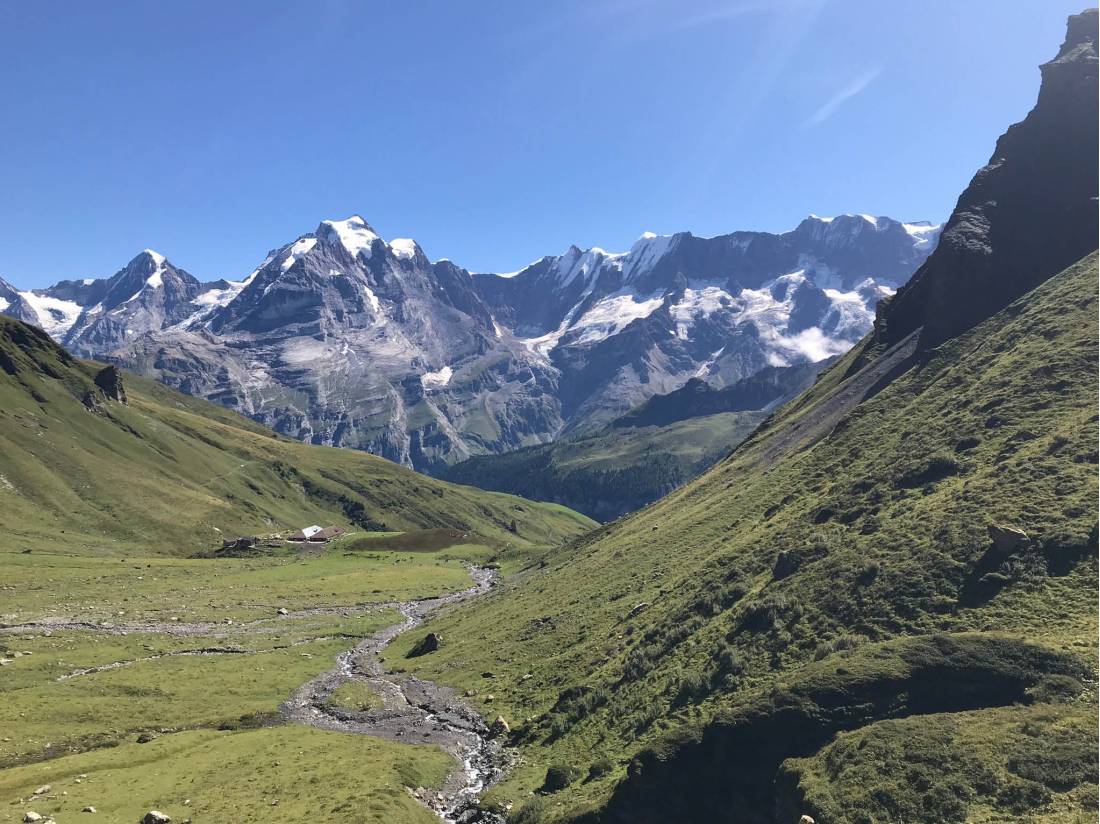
[101,217,562,468]
[0,276,41,327]
[474,214,939,429]
[62,250,210,356]
[2,213,939,471]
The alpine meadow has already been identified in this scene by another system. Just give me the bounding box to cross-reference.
[0,4,1096,824]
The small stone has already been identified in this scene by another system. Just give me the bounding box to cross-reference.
[83,806,97,813]
[484,694,495,702]
[33,785,51,796]
[276,608,289,616]
[142,812,171,824]
[137,732,158,743]
[489,716,510,737]
[23,814,42,823]
[799,817,816,824]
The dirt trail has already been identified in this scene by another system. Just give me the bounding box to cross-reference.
[280,566,509,824]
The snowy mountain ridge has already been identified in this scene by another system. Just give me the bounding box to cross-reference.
[2,211,940,470]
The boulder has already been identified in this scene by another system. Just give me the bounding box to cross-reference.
[141,812,171,824]
[988,524,1029,553]
[772,551,801,580]
[407,632,443,657]
[137,732,158,743]
[32,786,50,796]
[83,806,98,813]
[276,608,289,616]
[23,814,42,823]
[94,365,127,403]
[799,817,815,824]
[489,715,510,737]
[626,602,650,619]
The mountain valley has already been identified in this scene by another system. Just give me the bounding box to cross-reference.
[0,6,1096,824]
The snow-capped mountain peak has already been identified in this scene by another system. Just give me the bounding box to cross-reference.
[317,215,381,260]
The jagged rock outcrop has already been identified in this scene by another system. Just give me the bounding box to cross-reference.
[873,7,1097,350]
[93,365,127,403]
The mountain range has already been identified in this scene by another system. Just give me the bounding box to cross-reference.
[0,214,939,472]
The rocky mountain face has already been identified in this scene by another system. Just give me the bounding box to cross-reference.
[873,7,1097,352]
[474,215,938,431]
[3,213,939,472]
[611,359,833,430]
[0,276,39,326]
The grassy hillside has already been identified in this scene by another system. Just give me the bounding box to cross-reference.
[0,317,595,555]
[436,411,765,521]
[387,254,1099,821]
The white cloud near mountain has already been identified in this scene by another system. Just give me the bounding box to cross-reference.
[805,67,881,127]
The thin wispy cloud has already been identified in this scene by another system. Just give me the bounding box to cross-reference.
[670,0,815,32]
[670,2,771,31]
[805,68,881,126]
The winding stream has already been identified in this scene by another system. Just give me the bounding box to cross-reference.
[279,566,510,823]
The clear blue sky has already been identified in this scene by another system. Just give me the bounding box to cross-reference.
[0,0,1085,288]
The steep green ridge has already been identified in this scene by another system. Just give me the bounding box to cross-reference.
[389,250,1097,822]
[435,410,765,521]
[0,317,595,555]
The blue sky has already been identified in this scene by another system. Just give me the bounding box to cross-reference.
[0,0,1084,287]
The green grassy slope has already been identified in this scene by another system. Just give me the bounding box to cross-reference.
[388,254,1099,821]
[435,411,765,521]
[0,318,595,555]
